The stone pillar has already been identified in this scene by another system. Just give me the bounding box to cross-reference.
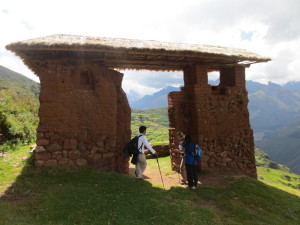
[168,91,190,171]
[34,60,131,173]
[169,65,257,178]
[220,67,245,87]
[169,64,209,171]
[183,64,210,90]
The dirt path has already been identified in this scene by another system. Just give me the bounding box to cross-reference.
[129,162,237,190]
[129,165,181,189]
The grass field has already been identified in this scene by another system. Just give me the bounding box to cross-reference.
[131,108,169,145]
[0,146,300,224]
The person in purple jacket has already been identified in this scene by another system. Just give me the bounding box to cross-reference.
[182,134,198,189]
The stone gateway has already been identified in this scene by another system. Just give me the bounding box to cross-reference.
[6,34,270,177]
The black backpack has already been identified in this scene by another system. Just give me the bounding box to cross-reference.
[124,135,143,157]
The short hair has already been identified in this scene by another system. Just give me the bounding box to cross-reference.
[139,126,147,133]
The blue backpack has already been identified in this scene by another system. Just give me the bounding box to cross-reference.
[193,144,203,160]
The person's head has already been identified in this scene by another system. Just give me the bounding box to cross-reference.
[177,131,185,140]
[139,126,147,134]
[184,134,192,144]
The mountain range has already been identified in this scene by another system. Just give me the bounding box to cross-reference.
[130,86,180,109]
[247,81,300,132]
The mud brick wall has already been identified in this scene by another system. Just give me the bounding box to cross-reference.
[168,65,257,178]
[34,60,131,173]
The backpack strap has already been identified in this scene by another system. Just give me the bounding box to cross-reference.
[137,134,143,152]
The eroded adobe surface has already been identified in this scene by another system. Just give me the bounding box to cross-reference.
[168,65,257,178]
[34,60,130,173]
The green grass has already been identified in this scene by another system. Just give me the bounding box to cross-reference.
[147,156,176,176]
[0,145,34,192]
[257,167,300,196]
[255,148,300,196]
[0,146,300,225]
[255,148,291,172]
[131,108,169,145]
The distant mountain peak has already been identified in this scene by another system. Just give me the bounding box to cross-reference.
[130,86,180,110]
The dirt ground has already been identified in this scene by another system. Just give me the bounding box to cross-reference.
[129,162,240,190]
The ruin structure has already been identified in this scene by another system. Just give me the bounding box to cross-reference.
[169,66,257,177]
[6,34,270,176]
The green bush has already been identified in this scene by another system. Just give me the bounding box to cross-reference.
[0,89,38,151]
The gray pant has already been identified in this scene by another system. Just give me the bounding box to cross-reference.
[136,153,147,178]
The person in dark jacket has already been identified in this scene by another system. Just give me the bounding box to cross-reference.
[181,134,198,189]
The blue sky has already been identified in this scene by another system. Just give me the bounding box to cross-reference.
[1,0,299,98]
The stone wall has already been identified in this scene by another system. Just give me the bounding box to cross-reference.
[168,65,257,178]
[32,59,256,177]
[34,60,131,173]
[144,144,170,159]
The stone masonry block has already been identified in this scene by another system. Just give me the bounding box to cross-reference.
[47,143,62,152]
[76,158,87,167]
[36,138,49,146]
[34,146,46,153]
[68,150,81,160]
[35,152,51,161]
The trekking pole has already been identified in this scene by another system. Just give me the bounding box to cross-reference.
[155,155,165,190]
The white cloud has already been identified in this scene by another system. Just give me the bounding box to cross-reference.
[121,70,183,97]
[122,80,161,98]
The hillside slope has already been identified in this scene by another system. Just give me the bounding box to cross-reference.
[255,148,300,195]
[0,65,39,149]
[0,146,299,225]
[256,118,300,174]
[131,108,169,144]
[0,65,39,98]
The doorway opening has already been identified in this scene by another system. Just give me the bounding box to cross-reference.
[121,70,183,157]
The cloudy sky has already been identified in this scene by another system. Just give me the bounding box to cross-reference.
[1,0,299,98]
